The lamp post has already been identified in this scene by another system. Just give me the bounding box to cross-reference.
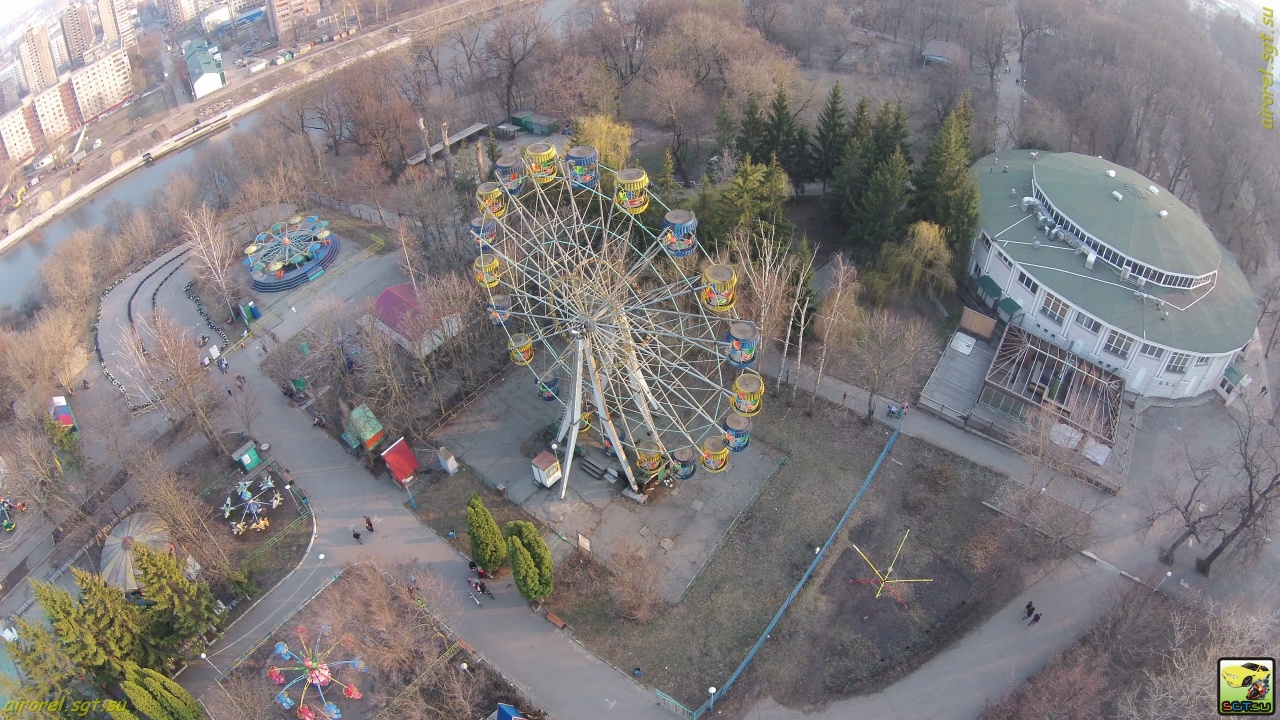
[1153,570,1172,593]
[708,686,717,712]
[200,653,225,680]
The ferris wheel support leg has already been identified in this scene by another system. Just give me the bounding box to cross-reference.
[557,338,586,501]
[586,339,642,494]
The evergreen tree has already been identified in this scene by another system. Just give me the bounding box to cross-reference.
[32,570,143,680]
[106,704,143,720]
[712,94,737,157]
[507,536,541,603]
[658,150,680,200]
[813,82,848,192]
[869,101,911,169]
[134,666,201,720]
[6,616,79,707]
[912,93,981,261]
[736,95,767,164]
[853,149,913,251]
[721,157,794,235]
[828,135,874,232]
[505,521,553,602]
[134,545,217,660]
[466,494,506,573]
[847,96,872,146]
[762,86,810,187]
[762,86,797,165]
[485,129,501,171]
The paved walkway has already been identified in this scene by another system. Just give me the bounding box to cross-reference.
[179,325,668,720]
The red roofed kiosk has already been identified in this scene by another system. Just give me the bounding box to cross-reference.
[381,437,419,489]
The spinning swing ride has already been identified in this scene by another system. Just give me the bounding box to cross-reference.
[269,624,366,720]
[221,474,283,535]
[471,142,765,499]
[243,215,340,292]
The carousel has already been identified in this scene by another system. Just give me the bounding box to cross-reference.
[244,215,341,293]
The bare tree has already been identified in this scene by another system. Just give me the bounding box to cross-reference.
[968,7,1017,90]
[809,255,858,413]
[1195,409,1280,575]
[183,205,244,317]
[1140,445,1233,564]
[733,226,799,374]
[484,2,551,117]
[0,427,68,522]
[228,388,263,438]
[39,229,100,312]
[842,308,938,421]
[130,311,227,452]
[1014,0,1059,57]
[607,539,666,622]
[132,446,235,584]
[1114,600,1279,719]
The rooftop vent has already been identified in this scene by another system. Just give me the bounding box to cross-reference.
[1148,185,1160,195]
[1158,210,1169,219]
[1085,252,1097,270]
[1033,238,1041,249]
[1106,170,1116,178]
[1112,190,1124,202]
[1003,165,1009,172]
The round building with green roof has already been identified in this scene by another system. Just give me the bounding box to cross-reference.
[969,150,1257,401]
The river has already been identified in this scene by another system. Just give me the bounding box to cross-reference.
[0,115,259,309]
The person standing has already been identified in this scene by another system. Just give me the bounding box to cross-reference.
[1027,613,1041,626]
[364,516,375,532]
[1023,601,1035,619]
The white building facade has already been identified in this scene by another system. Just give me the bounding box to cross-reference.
[970,151,1258,402]
[70,48,132,120]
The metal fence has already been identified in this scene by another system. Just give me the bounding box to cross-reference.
[656,424,903,717]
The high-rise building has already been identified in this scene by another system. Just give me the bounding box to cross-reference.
[265,0,320,43]
[0,64,21,113]
[97,0,136,50]
[19,26,59,93]
[32,84,74,142]
[51,33,71,71]
[70,48,132,120]
[61,4,94,67]
[0,106,39,162]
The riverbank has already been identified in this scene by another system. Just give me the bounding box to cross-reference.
[0,0,535,263]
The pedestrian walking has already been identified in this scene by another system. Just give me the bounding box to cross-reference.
[1027,613,1041,626]
[352,530,362,544]
[225,385,233,397]
[364,516,374,532]
[1024,601,1035,619]
[82,379,90,389]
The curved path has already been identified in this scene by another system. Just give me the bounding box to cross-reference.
[178,335,667,719]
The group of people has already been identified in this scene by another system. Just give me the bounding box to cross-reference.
[1023,601,1041,626]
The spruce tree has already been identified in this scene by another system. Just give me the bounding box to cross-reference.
[32,570,143,680]
[134,667,202,720]
[847,96,872,146]
[466,494,506,572]
[813,82,848,192]
[658,150,680,199]
[854,149,913,251]
[790,125,814,190]
[121,677,173,720]
[134,545,217,659]
[6,616,78,704]
[913,93,981,261]
[762,86,797,165]
[828,135,874,233]
[712,94,737,158]
[736,94,767,164]
[870,101,911,169]
[505,521,553,602]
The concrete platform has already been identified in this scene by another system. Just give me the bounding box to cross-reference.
[433,369,785,602]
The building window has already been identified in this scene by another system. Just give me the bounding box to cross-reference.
[1103,330,1133,359]
[1139,342,1165,360]
[982,234,991,249]
[1017,271,1039,295]
[997,251,1013,269]
[1074,313,1102,334]
[1040,293,1068,325]
[1195,356,1211,367]
[1165,353,1191,374]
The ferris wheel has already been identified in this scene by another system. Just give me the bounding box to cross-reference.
[470,142,765,499]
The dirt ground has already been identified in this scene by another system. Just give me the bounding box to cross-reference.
[542,390,1052,713]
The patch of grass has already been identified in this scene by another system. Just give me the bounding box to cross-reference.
[327,215,393,252]
[407,464,548,564]
[240,511,313,598]
[542,391,1049,712]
